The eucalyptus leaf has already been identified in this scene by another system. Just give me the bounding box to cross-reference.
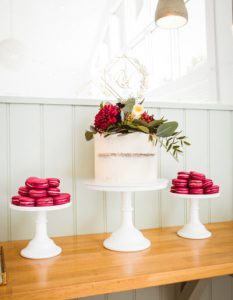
[123,98,135,113]
[85,131,94,141]
[157,122,178,137]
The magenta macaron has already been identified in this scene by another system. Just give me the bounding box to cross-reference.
[53,193,70,205]
[47,178,60,188]
[189,180,203,188]
[173,187,189,194]
[203,179,213,189]
[47,188,60,196]
[12,195,20,206]
[19,196,35,207]
[18,186,30,197]
[189,188,204,194]
[25,177,49,190]
[204,185,219,194]
[29,189,47,198]
[190,171,206,181]
[177,171,190,180]
[172,179,188,187]
[36,197,54,207]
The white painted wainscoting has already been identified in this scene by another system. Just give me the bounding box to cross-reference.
[0,99,233,300]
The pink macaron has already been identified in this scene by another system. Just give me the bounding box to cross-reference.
[36,197,54,207]
[189,188,204,194]
[203,179,213,189]
[18,186,30,197]
[29,189,47,198]
[174,187,189,194]
[12,195,20,206]
[170,186,176,193]
[190,171,206,181]
[19,196,35,207]
[47,187,60,196]
[172,179,188,187]
[177,171,190,180]
[53,193,70,205]
[47,178,60,188]
[204,185,219,194]
[189,180,203,188]
[25,177,49,190]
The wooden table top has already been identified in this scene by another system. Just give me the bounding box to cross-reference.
[1,222,233,300]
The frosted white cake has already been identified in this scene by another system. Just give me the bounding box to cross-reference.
[94,132,157,184]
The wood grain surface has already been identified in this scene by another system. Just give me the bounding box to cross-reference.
[1,222,233,300]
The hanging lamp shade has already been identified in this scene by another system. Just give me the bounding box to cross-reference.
[155,0,188,29]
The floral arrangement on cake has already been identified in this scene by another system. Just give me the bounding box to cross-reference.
[85,98,190,160]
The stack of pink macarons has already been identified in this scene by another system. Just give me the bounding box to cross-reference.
[11,177,71,207]
[170,171,220,195]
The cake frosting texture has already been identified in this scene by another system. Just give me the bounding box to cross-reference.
[94,132,157,184]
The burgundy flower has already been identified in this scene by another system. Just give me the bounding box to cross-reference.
[94,104,121,131]
[140,112,154,123]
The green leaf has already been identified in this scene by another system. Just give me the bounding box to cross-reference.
[167,143,172,152]
[184,141,191,146]
[157,121,178,137]
[137,126,149,133]
[148,119,166,128]
[123,98,135,113]
[85,131,94,141]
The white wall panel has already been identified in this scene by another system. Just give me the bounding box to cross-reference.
[0,104,8,241]
[160,109,185,227]
[43,105,74,236]
[9,104,41,240]
[209,111,233,222]
[75,106,105,234]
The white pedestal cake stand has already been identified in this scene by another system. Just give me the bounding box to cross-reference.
[170,193,220,239]
[85,179,168,252]
[10,203,71,259]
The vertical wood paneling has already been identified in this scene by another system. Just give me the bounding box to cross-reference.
[0,104,8,241]
[136,287,160,300]
[43,105,74,236]
[160,109,185,227]
[75,106,104,234]
[210,111,233,222]
[10,104,41,240]
[212,276,232,300]
[185,110,209,223]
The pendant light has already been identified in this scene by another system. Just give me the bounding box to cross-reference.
[155,0,188,29]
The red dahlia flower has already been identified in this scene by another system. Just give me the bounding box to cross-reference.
[94,104,120,131]
[140,112,154,123]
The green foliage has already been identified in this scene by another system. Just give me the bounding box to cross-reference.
[85,98,190,160]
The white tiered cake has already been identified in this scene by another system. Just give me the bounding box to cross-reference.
[94,132,157,184]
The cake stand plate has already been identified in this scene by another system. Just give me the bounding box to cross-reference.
[84,179,168,252]
[171,193,220,239]
[10,203,71,259]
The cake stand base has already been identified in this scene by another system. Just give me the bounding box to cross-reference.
[103,191,150,252]
[21,211,61,259]
[177,224,211,239]
[171,194,220,240]
[103,227,151,252]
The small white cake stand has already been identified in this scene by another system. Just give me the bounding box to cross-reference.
[85,179,168,252]
[171,193,220,239]
[10,203,71,259]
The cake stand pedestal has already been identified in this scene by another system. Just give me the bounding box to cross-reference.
[10,203,71,259]
[85,179,168,252]
[170,193,220,239]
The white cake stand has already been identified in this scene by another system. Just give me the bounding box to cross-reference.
[84,179,168,252]
[171,193,220,239]
[10,203,71,259]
